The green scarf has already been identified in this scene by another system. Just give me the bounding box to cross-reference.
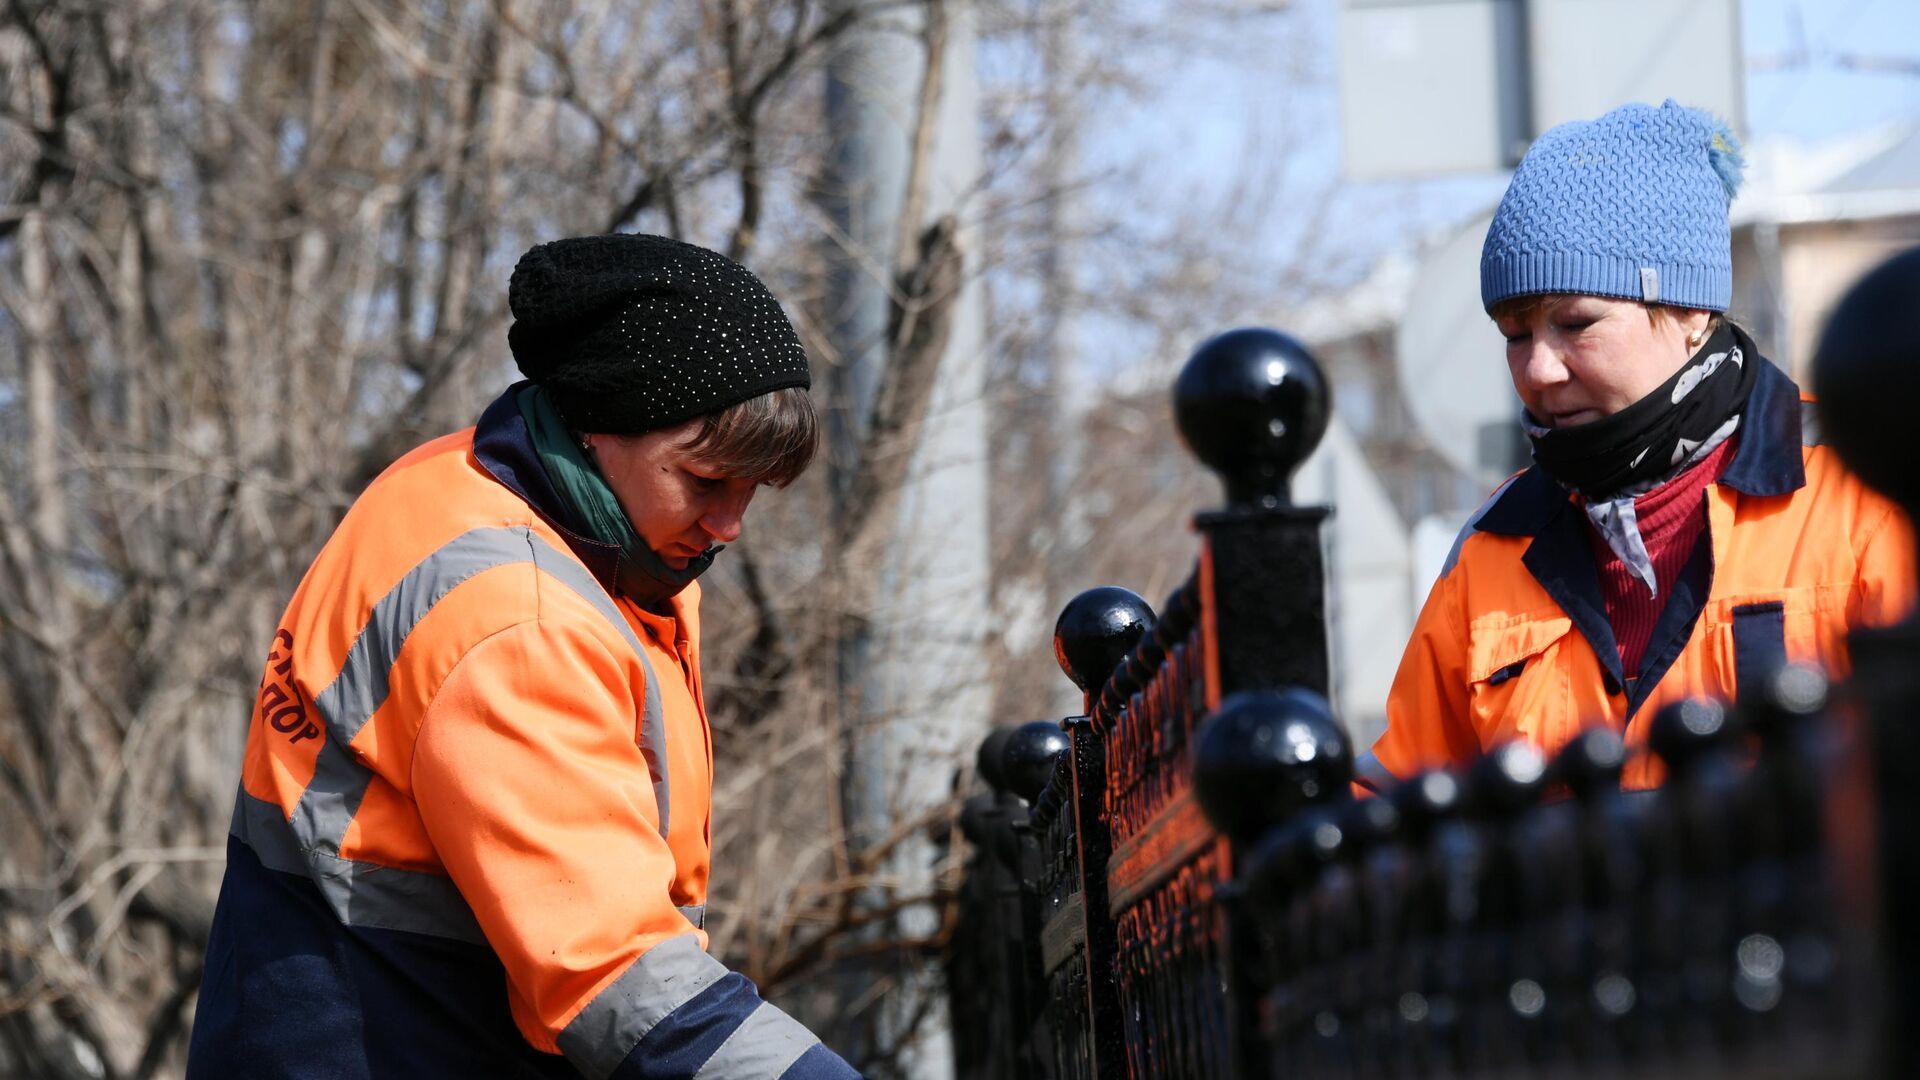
[516,384,716,605]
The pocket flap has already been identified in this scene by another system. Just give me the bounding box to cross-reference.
[1468,616,1574,683]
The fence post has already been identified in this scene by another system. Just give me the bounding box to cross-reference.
[1176,327,1334,701]
[952,731,1025,1080]
[1811,247,1920,1076]
[1193,687,1354,1079]
[1176,328,1338,1078]
[1049,587,1156,1076]
[954,722,1070,1079]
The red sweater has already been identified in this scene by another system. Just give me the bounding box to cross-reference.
[1584,436,1738,676]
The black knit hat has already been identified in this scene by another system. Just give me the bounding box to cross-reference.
[507,233,811,434]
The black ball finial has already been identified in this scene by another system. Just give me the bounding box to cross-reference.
[959,793,996,845]
[1001,719,1070,802]
[976,726,1020,793]
[1053,586,1156,693]
[1339,792,1401,851]
[1546,728,1627,802]
[1246,810,1350,904]
[1745,662,1830,738]
[1813,247,1920,526]
[1192,687,1352,844]
[1173,328,1331,509]
[1466,740,1549,817]
[1389,769,1463,839]
[1648,697,1738,778]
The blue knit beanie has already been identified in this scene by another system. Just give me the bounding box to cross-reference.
[1481,99,1744,313]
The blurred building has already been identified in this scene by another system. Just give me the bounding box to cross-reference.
[1734,122,1920,382]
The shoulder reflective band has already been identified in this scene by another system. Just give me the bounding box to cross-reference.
[235,525,670,942]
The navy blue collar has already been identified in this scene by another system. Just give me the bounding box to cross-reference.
[1477,355,1806,538]
[1715,355,1806,498]
[472,382,624,592]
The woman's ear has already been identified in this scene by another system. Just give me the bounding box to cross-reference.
[1681,308,1714,349]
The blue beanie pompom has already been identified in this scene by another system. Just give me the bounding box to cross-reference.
[1480,99,1740,313]
[1705,113,1745,202]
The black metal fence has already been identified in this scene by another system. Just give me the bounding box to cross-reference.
[948,251,1920,1079]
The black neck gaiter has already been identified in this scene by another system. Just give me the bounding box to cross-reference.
[1526,322,1758,500]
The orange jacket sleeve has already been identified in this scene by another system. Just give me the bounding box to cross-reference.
[1364,568,1483,788]
[411,619,695,1050]
[410,620,853,1079]
[1854,496,1917,629]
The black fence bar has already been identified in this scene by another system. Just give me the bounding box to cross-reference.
[952,727,1047,1080]
[950,248,1920,1080]
[957,326,1342,1078]
[1041,587,1155,1078]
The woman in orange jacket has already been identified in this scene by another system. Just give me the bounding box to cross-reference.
[1359,102,1915,792]
[188,234,860,1078]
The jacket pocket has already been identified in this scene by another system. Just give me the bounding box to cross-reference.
[1466,615,1576,752]
[1707,584,1851,693]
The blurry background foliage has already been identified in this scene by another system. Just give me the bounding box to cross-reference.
[0,1,1332,1076]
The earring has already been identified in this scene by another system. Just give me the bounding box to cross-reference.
[579,437,593,452]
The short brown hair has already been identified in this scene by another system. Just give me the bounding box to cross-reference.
[1488,292,1722,333]
[678,386,818,488]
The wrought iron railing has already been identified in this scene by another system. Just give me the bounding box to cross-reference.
[948,248,1920,1080]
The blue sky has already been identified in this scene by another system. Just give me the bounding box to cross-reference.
[1079,0,1920,289]
[1745,0,1920,140]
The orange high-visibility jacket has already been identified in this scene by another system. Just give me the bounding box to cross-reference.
[1360,359,1915,792]
[188,387,855,1079]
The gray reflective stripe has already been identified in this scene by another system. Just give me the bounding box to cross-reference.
[557,934,731,1080]
[1801,399,1823,446]
[678,904,706,930]
[1353,751,1398,794]
[231,788,486,944]
[231,782,303,870]
[527,544,671,838]
[692,1001,819,1080]
[1441,473,1521,579]
[240,524,673,946]
[296,527,542,857]
[292,526,670,863]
